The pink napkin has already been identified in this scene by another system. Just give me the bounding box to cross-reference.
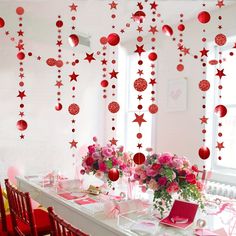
[195,228,228,236]
[74,197,97,205]
[58,192,79,200]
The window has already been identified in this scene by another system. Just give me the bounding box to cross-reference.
[117,46,157,152]
[207,36,236,182]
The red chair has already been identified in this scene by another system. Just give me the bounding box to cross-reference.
[48,207,89,236]
[5,179,51,236]
[0,183,8,235]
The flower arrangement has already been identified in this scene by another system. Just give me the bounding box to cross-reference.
[81,138,132,183]
[134,152,204,217]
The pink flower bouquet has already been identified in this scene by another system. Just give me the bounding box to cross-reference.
[134,152,204,217]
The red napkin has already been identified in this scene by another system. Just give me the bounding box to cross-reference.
[74,197,97,205]
[58,192,78,200]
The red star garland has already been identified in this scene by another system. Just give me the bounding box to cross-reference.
[216,0,224,8]
[69,72,79,82]
[101,58,107,65]
[69,139,78,148]
[216,69,226,79]
[136,26,143,33]
[133,113,147,127]
[110,137,118,145]
[109,1,118,10]
[200,47,209,57]
[200,116,208,124]
[216,142,224,151]
[149,26,158,35]
[17,30,24,36]
[17,90,26,100]
[150,1,158,10]
[109,69,119,79]
[69,3,78,11]
[55,80,63,88]
[84,53,95,63]
[134,44,145,56]
[149,79,156,86]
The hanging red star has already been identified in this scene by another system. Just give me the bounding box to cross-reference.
[137,143,143,149]
[149,79,156,86]
[136,26,143,33]
[200,47,209,57]
[200,116,208,124]
[134,45,145,56]
[137,69,143,76]
[120,29,125,34]
[101,59,107,65]
[150,1,158,10]
[216,69,226,79]
[16,42,24,51]
[19,73,24,79]
[109,69,119,79]
[216,0,224,8]
[69,139,78,148]
[69,72,79,82]
[55,80,63,88]
[19,112,24,117]
[56,40,62,47]
[133,113,147,127]
[17,90,26,100]
[20,134,25,139]
[109,1,118,9]
[17,30,24,36]
[182,47,190,55]
[137,2,143,9]
[84,53,95,63]
[110,137,118,145]
[137,95,143,100]
[216,142,224,151]
[69,3,78,11]
[149,26,158,35]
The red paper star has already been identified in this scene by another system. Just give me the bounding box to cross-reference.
[200,47,209,57]
[182,47,190,55]
[101,59,107,65]
[137,2,143,9]
[17,90,26,100]
[151,97,156,102]
[56,40,62,47]
[133,113,147,127]
[110,137,118,145]
[55,80,63,88]
[20,134,25,139]
[200,116,208,124]
[150,1,158,9]
[136,26,143,33]
[137,69,143,76]
[109,1,118,9]
[137,95,143,100]
[149,26,158,35]
[16,42,24,51]
[137,143,142,149]
[134,45,145,56]
[69,139,78,148]
[19,73,24,79]
[69,72,79,82]
[216,0,224,8]
[17,30,24,36]
[216,69,226,79]
[216,142,224,151]
[178,44,183,50]
[109,69,119,79]
[19,112,24,117]
[149,79,156,86]
[84,53,95,63]
[69,3,78,11]
[120,29,125,33]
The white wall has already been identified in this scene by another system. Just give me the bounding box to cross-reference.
[0,3,105,181]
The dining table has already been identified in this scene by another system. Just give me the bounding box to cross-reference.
[16,175,235,236]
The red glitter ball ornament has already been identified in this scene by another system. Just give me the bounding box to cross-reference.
[214,105,227,117]
[198,11,211,24]
[69,34,79,47]
[108,101,120,113]
[68,103,80,115]
[46,58,56,67]
[134,78,147,92]
[178,24,185,31]
[162,25,173,36]
[177,64,184,71]
[198,146,210,160]
[148,52,158,61]
[17,52,25,60]
[149,104,158,114]
[215,33,227,46]
[56,60,63,68]
[108,168,119,182]
[101,80,109,87]
[17,120,28,131]
[16,7,24,15]
[100,36,107,45]
[199,80,210,91]
[133,11,146,23]
[55,103,62,111]
[0,17,5,28]
[133,152,145,165]
[107,33,120,46]
[56,20,63,28]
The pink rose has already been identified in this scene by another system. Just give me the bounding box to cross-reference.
[92,151,101,160]
[158,177,167,186]
[196,181,203,191]
[88,145,96,154]
[148,179,159,190]
[101,147,113,158]
[146,166,158,177]
[186,173,196,184]
[171,157,184,169]
[158,153,173,165]
[166,182,179,194]
[112,158,119,166]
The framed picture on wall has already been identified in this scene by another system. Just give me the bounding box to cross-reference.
[166,79,187,112]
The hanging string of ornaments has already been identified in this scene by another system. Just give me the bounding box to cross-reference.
[15,7,28,139]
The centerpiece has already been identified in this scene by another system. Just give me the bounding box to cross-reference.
[134,152,204,217]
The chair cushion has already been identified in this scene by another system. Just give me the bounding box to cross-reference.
[5,209,51,235]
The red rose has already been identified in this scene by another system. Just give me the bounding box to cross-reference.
[152,163,161,170]
[158,177,167,186]
[85,156,94,166]
[191,165,199,172]
[186,173,196,184]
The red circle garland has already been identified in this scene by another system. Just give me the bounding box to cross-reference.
[17,120,28,131]
[108,101,120,113]
[134,78,148,92]
[215,33,227,46]
[68,103,80,115]
[133,152,145,165]
[0,17,5,28]
[198,146,210,160]
[198,11,211,24]
[107,33,120,46]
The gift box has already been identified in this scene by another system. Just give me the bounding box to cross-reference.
[160,199,199,229]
